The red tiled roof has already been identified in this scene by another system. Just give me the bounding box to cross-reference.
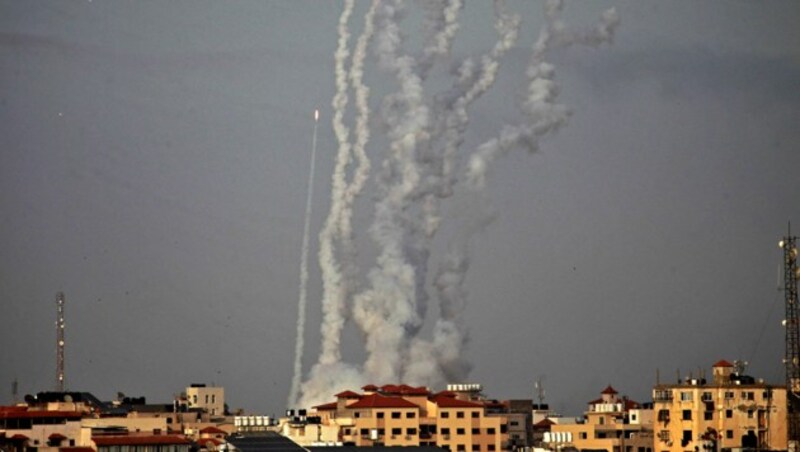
[346,393,418,409]
[60,448,95,452]
[601,385,618,395]
[0,409,82,420]
[624,399,640,410]
[313,401,338,411]
[713,359,734,368]
[379,384,429,396]
[432,395,483,408]
[93,435,192,446]
[335,390,361,399]
[362,384,379,392]
[587,397,604,405]
[10,434,29,441]
[199,427,226,435]
[533,418,555,428]
[49,433,68,440]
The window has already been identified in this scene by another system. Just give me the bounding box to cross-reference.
[657,410,670,422]
[442,428,451,435]
[680,392,693,402]
[355,412,361,418]
[441,411,450,419]
[457,445,466,452]
[500,424,508,434]
[704,411,712,421]
[487,428,496,435]
[682,430,692,446]
[744,392,755,401]
[205,394,209,403]
[392,412,401,419]
[378,428,385,436]
[392,428,402,435]
[747,410,754,419]
[406,412,416,418]
[472,428,480,434]
[580,432,587,439]
[630,413,638,422]
[471,411,479,418]
[457,411,465,418]
[726,409,732,419]
[407,428,417,435]
[377,412,384,419]
[344,428,351,435]
[472,445,480,451]
[724,391,734,400]
[457,428,465,435]
[701,392,712,402]
[193,395,198,403]
[488,445,496,452]
[599,417,605,425]
[510,421,519,426]
[682,410,692,421]
[726,430,733,439]
[361,428,369,436]
[211,395,215,404]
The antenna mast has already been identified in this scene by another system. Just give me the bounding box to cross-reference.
[55,292,65,392]
[780,225,800,444]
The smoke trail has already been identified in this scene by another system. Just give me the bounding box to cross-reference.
[294,1,619,408]
[352,0,430,383]
[300,1,379,408]
[316,0,355,367]
[467,1,619,189]
[288,111,320,408]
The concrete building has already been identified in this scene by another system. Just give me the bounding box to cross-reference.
[283,384,510,451]
[185,384,225,417]
[652,360,787,452]
[544,385,654,452]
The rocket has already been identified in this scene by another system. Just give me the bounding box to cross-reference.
[314,109,319,122]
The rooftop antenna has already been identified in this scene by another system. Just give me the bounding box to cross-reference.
[12,378,18,403]
[55,292,65,392]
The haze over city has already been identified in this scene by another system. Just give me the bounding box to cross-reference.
[1,0,799,419]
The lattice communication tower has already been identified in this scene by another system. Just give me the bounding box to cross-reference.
[781,229,800,443]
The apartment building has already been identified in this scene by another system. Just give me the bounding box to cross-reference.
[185,384,225,417]
[284,384,509,451]
[652,360,787,452]
[544,385,654,452]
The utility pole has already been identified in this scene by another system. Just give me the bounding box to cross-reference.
[780,226,800,448]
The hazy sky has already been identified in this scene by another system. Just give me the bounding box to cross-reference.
[2,1,799,417]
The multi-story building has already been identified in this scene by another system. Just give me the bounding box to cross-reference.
[544,385,653,452]
[283,384,510,451]
[185,384,225,417]
[652,360,787,452]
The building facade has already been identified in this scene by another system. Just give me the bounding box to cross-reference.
[545,385,654,452]
[652,360,787,452]
[283,384,510,451]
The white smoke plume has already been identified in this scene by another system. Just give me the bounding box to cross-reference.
[288,111,320,408]
[295,0,618,409]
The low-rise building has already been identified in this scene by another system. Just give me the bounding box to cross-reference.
[284,384,511,451]
[544,385,653,452]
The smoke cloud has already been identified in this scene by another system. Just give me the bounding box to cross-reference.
[295,0,618,409]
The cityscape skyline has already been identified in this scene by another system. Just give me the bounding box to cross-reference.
[2,0,799,418]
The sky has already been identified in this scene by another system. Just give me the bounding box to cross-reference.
[1,0,799,417]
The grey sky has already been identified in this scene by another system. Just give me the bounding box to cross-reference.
[1,1,799,417]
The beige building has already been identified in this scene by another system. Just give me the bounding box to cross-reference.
[545,385,654,452]
[283,384,509,451]
[186,384,225,417]
[653,360,787,452]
